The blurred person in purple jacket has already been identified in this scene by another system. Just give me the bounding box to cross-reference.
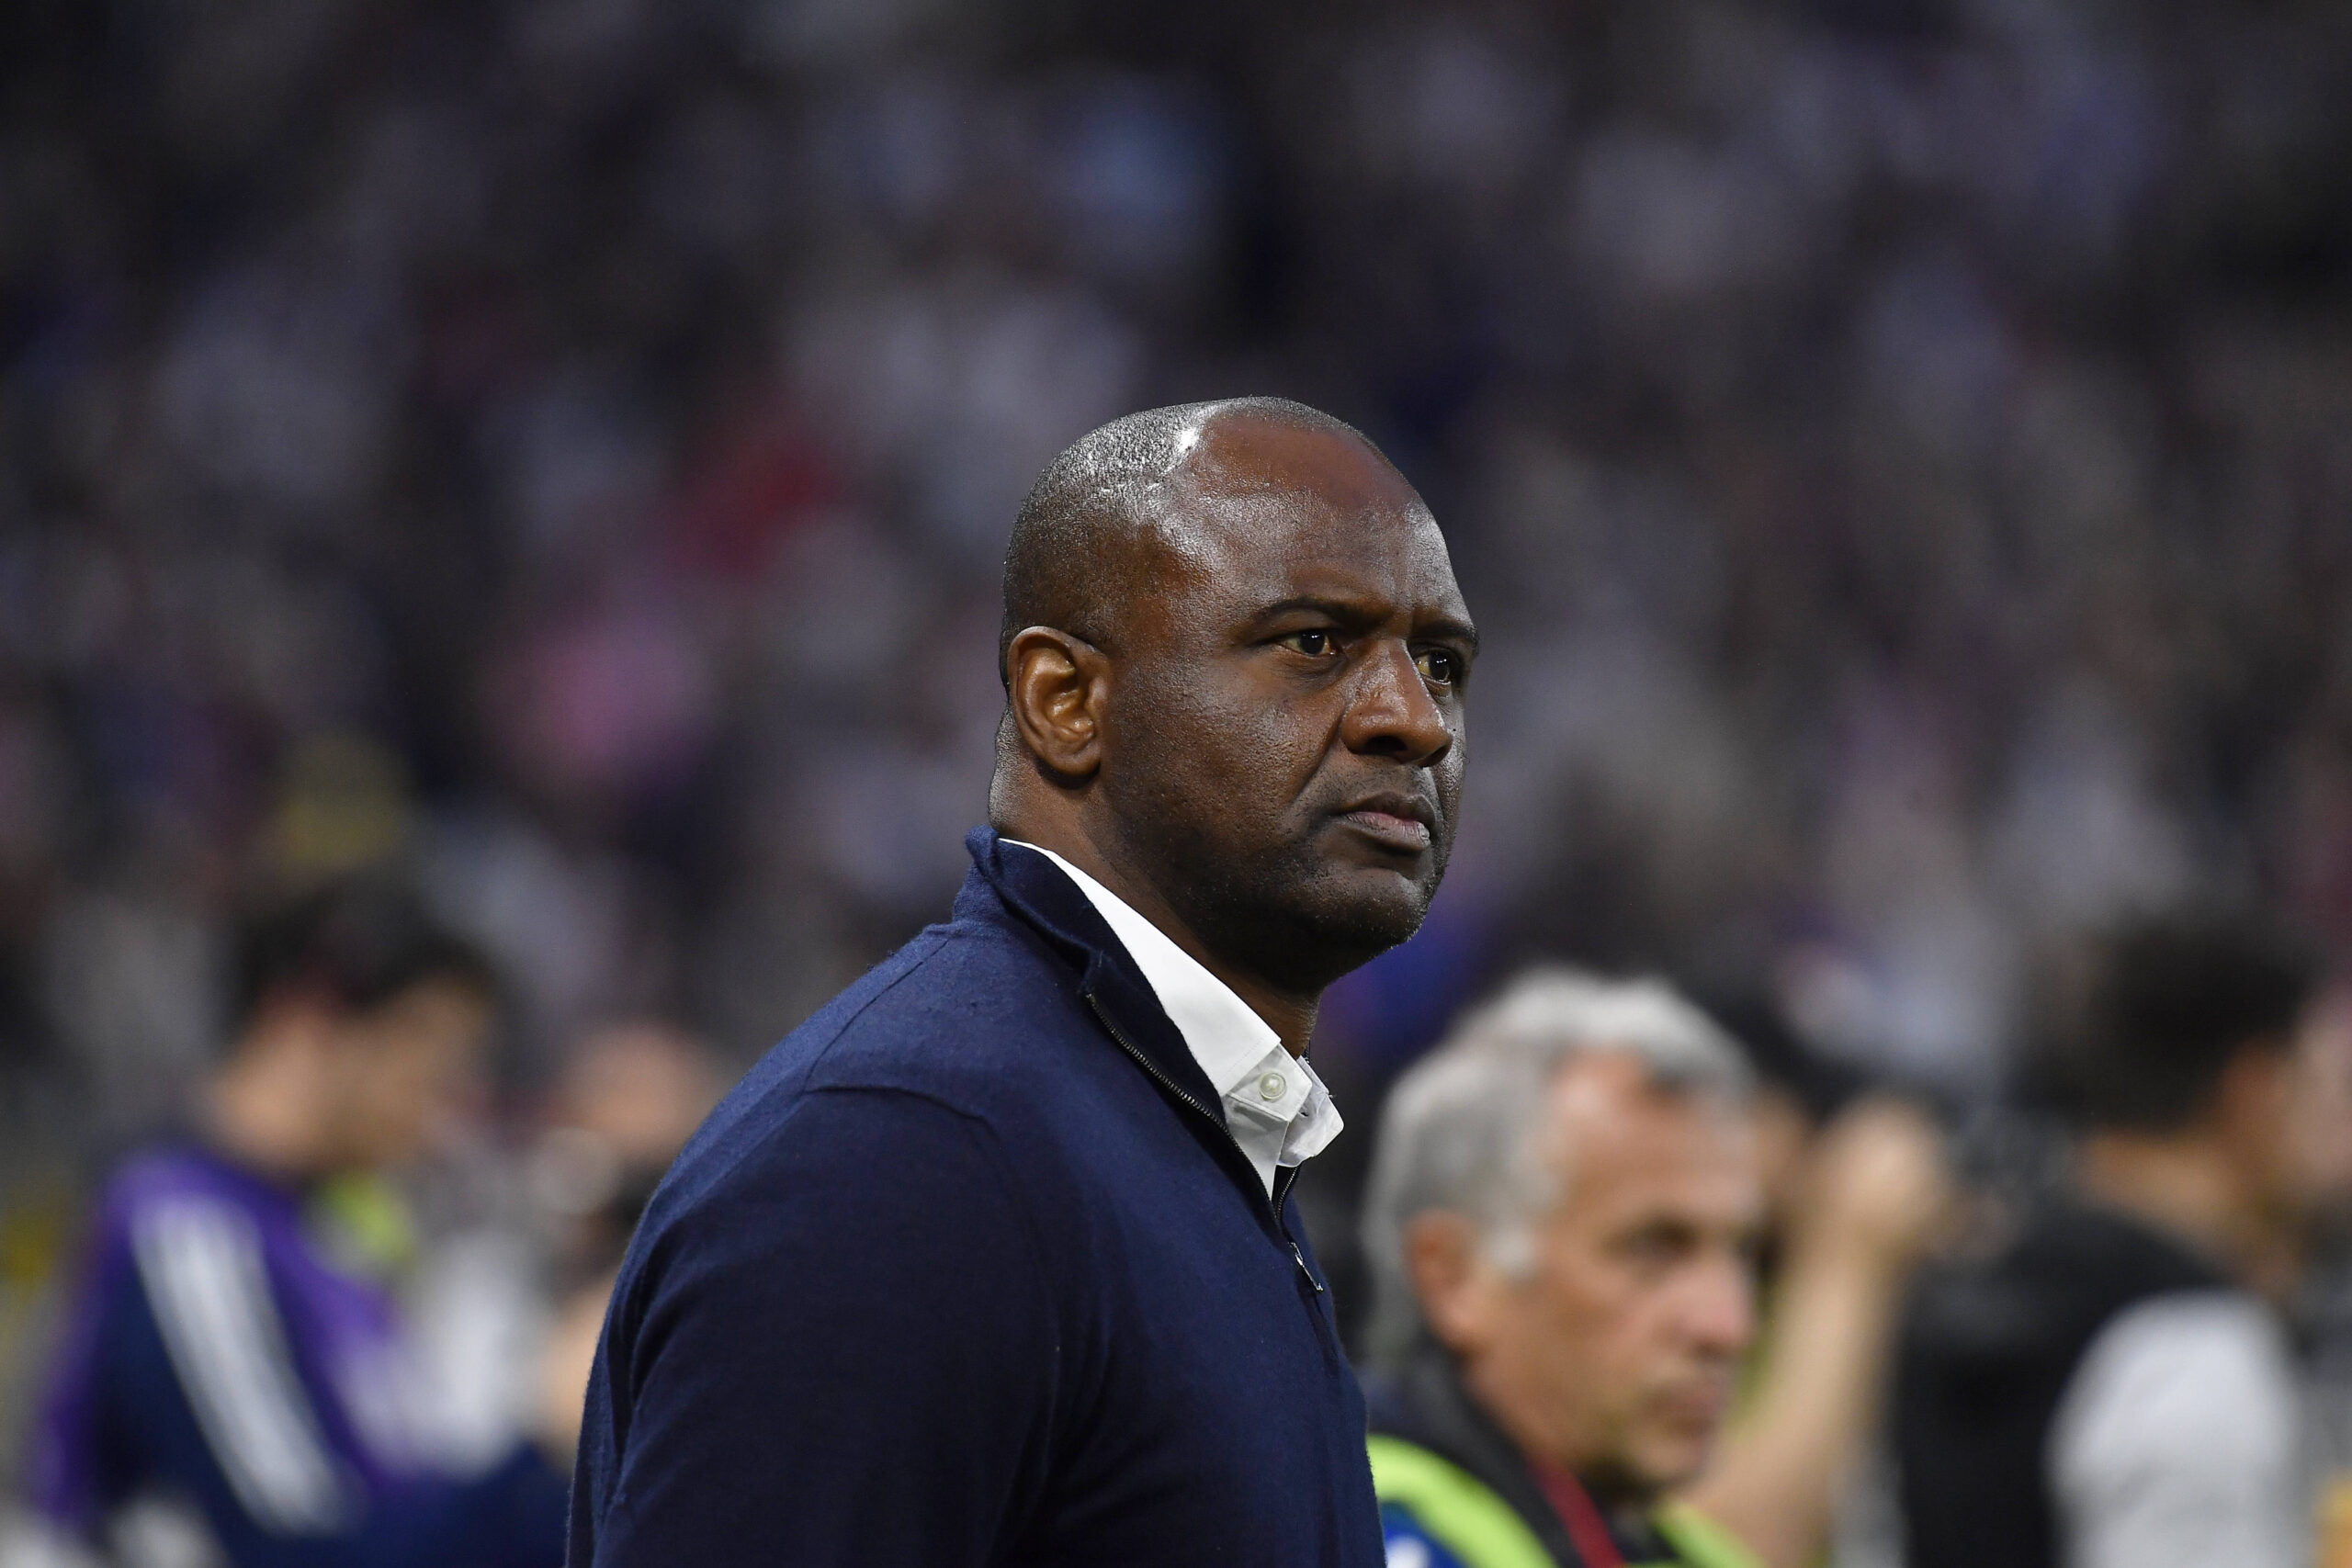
[25,878,578,1568]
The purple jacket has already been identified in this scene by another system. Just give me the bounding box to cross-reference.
[30,1145,562,1568]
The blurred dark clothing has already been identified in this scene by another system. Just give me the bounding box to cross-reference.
[572,829,1378,1567]
[1363,1349,1757,1568]
[1892,1201,2300,1568]
[27,1143,566,1568]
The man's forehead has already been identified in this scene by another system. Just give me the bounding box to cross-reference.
[1183,412,1415,508]
[1143,413,1454,600]
[1547,1057,1758,1191]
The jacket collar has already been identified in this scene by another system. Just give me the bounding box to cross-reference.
[958,827,1228,1130]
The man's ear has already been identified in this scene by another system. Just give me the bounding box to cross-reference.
[2216,1035,2292,1153]
[1005,626,1111,781]
[1403,1211,1501,1356]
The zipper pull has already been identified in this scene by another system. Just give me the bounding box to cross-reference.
[1290,1240,1325,1294]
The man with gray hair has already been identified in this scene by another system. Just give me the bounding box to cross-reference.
[1360,967,1766,1568]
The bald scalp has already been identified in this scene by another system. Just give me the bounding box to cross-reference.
[998,397,1383,689]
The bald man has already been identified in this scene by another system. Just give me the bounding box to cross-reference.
[571,399,1476,1566]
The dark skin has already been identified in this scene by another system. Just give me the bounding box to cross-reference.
[989,412,1476,1055]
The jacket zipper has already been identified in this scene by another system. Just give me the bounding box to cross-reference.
[1270,1166,1318,1292]
[1086,991,1326,1297]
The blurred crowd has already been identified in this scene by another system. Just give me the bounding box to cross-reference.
[4,0,2352,1562]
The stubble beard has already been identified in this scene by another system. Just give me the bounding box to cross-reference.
[1102,765,1450,998]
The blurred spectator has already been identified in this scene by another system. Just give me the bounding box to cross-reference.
[511,1020,719,1463]
[22,878,577,1568]
[1889,908,2349,1568]
[1683,1097,1952,1568]
[1668,988,1956,1568]
[2290,987,2352,1568]
[396,1019,723,1489]
[1359,969,1766,1568]
[526,1020,723,1288]
[4,0,2351,1185]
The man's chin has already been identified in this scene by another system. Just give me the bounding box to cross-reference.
[1284,865,1434,969]
[1625,1425,1724,1496]
[1163,827,1445,993]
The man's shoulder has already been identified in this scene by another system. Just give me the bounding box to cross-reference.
[647,910,1106,1220]
[2045,1289,2301,1565]
[1902,1199,2231,1376]
[2052,1289,2293,1468]
[752,905,1095,1095]
[91,1145,278,1249]
[67,1145,318,1351]
[1365,1435,1549,1568]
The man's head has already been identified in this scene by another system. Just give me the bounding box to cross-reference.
[218,878,499,1175]
[1363,970,1761,1503]
[2062,908,2345,1217]
[992,398,1474,998]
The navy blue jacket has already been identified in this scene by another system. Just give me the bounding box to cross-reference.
[571,829,1385,1567]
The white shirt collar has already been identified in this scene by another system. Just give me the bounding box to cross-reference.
[1006,840,1342,1198]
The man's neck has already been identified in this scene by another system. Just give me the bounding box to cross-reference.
[1458,1352,1637,1514]
[1520,1436,1651,1562]
[998,820,1318,1055]
[2075,1129,2258,1276]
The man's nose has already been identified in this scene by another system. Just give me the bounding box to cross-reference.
[1340,642,1453,766]
[1681,1256,1756,1359]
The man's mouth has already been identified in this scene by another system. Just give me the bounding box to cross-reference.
[1650,1376,1736,1432]
[1334,794,1436,852]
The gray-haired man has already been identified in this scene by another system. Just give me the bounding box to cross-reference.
[1359,968,1767,1568]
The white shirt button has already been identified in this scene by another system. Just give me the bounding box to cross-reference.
[1257,1071,1287,1101]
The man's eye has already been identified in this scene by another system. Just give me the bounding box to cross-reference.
[1279,630,1339,658]
[1416,649,1458,684]
[1616,1224,1694,1266]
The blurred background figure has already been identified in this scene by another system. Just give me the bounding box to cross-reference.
[1889,908,2350,1568]
[526,1020,724,1288]
[393,1019,723,1495]
[514,1020,720,1459]
[1359,967,1960,1568]
[2293,986,2352,1568]
[1683,1094,1952,1568]
[1662,987,1955,1568]
[20,877,578,1568]
[1359,969,1768,1568]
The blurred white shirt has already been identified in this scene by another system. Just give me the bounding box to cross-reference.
[2048,1291,2302,1568]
